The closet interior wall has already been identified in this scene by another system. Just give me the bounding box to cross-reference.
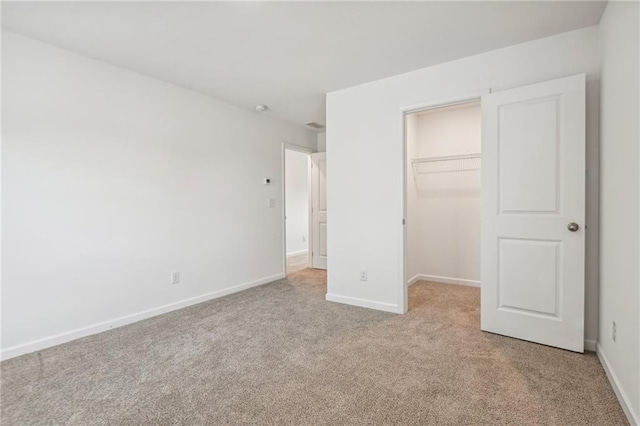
[406,102,481,287]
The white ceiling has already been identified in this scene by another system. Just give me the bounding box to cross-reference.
[2,1,606,129]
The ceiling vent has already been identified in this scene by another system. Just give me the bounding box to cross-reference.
[305,121,325,130]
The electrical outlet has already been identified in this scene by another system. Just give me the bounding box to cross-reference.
[267,198,275,208]
[612,321,616,342]
[360,270,368,281]
[171,272,181,285]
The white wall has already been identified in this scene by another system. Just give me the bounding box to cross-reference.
[285,149,309,255]
[1,31,316,359]
[316,132,326,152]
[407,103,481,285]
[327,25,601,337]
[598,2,640,423]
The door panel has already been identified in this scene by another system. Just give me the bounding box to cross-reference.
[481,74,585,352]
[499,96,560,214]
[498,238,560,317]
[312,153,327,269]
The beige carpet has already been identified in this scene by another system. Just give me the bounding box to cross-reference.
[286,252,309,275]
[1,269,627,425]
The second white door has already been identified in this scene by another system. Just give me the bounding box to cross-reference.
[311,152,327,269]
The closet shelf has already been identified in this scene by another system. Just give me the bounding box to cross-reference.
[411,153,481,175]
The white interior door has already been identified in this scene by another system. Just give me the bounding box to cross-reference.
[311,152,327,270]
[481,74,586,352]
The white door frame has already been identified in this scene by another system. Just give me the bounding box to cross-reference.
[399,91,489,314]
[282,143,314,275]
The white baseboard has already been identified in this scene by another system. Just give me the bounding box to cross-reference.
[584,339,597,352]
[286,249,309,257]
[407,274,480,288]
[407,274,422,286]
[325,293,400,314]
[597,343,639,426]
[0,272,285,361]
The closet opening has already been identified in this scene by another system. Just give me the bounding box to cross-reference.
[404,99,482,311]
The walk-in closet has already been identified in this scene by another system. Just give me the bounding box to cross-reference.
[406,101,481,291]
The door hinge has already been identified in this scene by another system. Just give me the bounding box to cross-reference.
[402,219,405,225]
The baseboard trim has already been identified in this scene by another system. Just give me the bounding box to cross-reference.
[407,274,422,286]
[0,272,286,361]
[597,343,639,426]
[584,339,597,352]
[286,249,309,257]
[325,293,400,314]
[407,274,480,288]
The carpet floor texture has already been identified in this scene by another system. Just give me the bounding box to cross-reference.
[1,268,627,425]
[286,252,309,275]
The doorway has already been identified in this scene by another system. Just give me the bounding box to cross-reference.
[404,100,482,304]
[401,75,587,353]
[284,146,312,275]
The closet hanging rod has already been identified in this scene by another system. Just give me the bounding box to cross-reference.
[411,153,481,175]
[411,153,481,164]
